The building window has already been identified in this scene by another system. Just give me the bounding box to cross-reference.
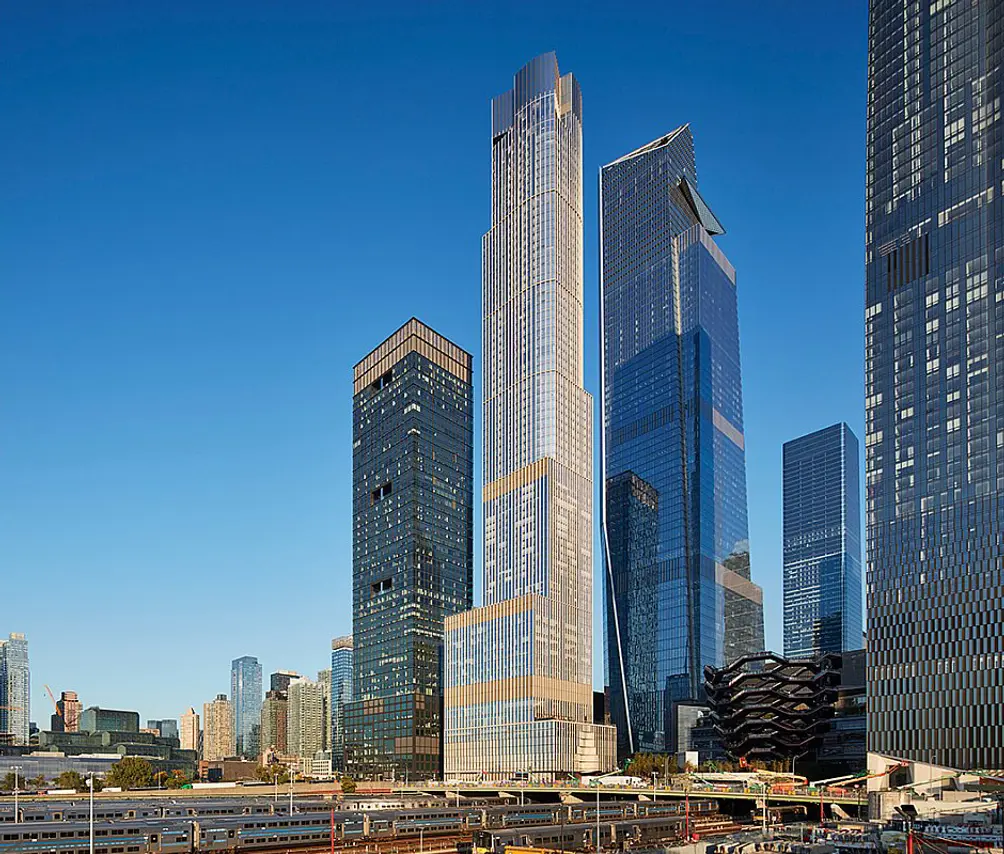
[371,482,393,504]
[371,578,393,596]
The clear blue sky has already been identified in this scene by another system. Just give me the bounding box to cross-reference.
[1,2,867,726]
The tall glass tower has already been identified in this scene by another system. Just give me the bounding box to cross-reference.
[0,633,29,746]
[330,637,353,772]
[866,0,1003,769]
[782,423,863,658]
[443,53,616,779]
[600,126,764,758]
[345,318,474,779]
[230,655,262,759]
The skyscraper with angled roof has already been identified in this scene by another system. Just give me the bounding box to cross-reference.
[600,126,764,758]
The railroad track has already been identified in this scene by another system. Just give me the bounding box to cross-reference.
[264,834,469,854]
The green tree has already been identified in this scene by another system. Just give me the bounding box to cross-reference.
[0,772,16,792]
[165,770,191,789]
[54,771,92,792]
[105,757,153,790]
[255,764,289,784]
[29,774,47,789]
[339,775,357,794]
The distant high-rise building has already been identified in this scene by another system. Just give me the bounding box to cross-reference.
[203,695,234,761]
[230,656,262,759]
[866,0,1004,769]
[345,318,474,779]
[260,691,288,757]
[180,708,200,755]
[287,677,325,763]
[317,669,331,751]
[79,707,139,734]
[0,633,29,746]
[51,691,82,734]
[783,423,863,658]
[146,719,179,741]
[269,671,300,696]
[600,125,764,758]
[444,53,616,778]
[330,637,353,772]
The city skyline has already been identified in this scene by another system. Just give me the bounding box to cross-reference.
[3,4,868,722]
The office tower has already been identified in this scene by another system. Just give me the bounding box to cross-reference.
[865,0,1003,769]
[146,719,179,741]
[783,423,863,658]
[345,318,474,779]
[50,691,82,733]
[443,53,616,778]
[180,708,200,754]
[317,669,331,750]
[202,695,234,761]
[0,633,29,746]
[600,125,765,758]
[269,671,300,696]
[287,677,325,762]
[79,707,139,734]
[330,637,353,771]
[230,656,262,759]
[260,691,288,757]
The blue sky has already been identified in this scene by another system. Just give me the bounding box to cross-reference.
[1,2,867,726]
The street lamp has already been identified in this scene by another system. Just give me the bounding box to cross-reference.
[9,765,22,825]
[87,774,95,854]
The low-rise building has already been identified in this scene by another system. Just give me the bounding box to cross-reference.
[79,707,140,734]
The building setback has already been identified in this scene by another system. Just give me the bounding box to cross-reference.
[330,637,352,772]
[865,0,1004,768]
[230,656,262,759]
[444,53,616,778]
[202,695,234,761]
[600,125,764,758]
[783,423,863,658]
[345,318,474,779]
[0,633,29,746]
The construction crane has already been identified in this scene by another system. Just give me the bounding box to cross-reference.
[44,685,62,719]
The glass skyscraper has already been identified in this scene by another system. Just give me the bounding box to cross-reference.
[443,53,616,779]
[600,126,764,758]
[866,0,1003,769]
[330,636,353,772]
[0,633,29,746]
[230,655,262,760]
[345,319,473,779]
[782,423,863,658]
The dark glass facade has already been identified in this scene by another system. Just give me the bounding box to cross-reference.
[346,318,473,779]
[600,127,764,758]
[330,637,352,772]
[782,423,863,658]
[866,0,1004,768]
[230,655,262,760]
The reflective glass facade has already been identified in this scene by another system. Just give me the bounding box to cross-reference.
[444,53,616,779]
[0,633,29,746]
[783,424,863,659]
[230,655,262,760]
[865,0,1004,769]
[346,319,473,779]
[330,636,353,771]
[600,127,764,758]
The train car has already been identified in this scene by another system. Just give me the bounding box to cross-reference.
[484,805,566,828]
[472,814,690,854]
[0,819,189,854]
[391,809,466,836]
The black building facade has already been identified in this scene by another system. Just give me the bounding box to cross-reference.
[345,319,473,779]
